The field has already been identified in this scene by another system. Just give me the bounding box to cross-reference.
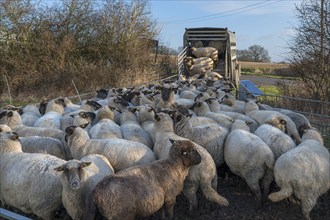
[239,61,290,70]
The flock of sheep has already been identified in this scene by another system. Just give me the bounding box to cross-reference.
[0,59,329,220]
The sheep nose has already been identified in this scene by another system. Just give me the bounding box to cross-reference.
[71,181,80,189]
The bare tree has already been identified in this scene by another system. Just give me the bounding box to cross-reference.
[287,0,330,101]
[237,45,271,62]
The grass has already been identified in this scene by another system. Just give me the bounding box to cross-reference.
[258,86,281,96]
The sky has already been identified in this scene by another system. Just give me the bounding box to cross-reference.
[148,0,302,62]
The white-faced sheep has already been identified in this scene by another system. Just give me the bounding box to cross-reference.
[268,129,330,220]
[173,112,228,167]
[0,131,68,220]
[83,139,202,220]
[65,125,156,172]
[254,124,296,160]
[0,110,65,141]
[153,112,229,213]
[54,154,114,220]
[89,106,122,139]
[224,119,275,206]
[119,107,153,149]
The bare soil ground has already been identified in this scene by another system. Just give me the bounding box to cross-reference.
[151,165,330,220]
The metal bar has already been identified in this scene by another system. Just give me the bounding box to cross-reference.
[0,208,32,220]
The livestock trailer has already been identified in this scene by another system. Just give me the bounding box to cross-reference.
[178,27,241,89]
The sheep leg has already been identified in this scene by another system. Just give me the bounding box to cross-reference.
[200,182,229,207]
[260,167,273,205]
[163,200,176,220]
[268,185,293,202]
[183,181,199,214]
[301,197,317,220]
[245,178,262,207]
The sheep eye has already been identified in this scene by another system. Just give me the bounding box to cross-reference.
[182,151,187,155]
[177,116,181,121]
[82,114,87,118]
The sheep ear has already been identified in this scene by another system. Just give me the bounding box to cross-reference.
[245,121,253,125]
[108,106,116,111]
[65,126,76,135]
[81,162,92,168]
[0,111,7,119]
[154,114,161,122]
[80,123,90,129]
[87,112,96,120]
[7,111,13,117]
[169,139,176,145]
[54,165,65,172]
[11,132,19,141]
[128,107,137,113]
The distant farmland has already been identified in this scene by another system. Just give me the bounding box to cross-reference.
[239,61,290,70]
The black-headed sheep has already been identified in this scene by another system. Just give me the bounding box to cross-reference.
[83,139,201,220]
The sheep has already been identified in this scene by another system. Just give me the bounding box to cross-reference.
[153,84,177,112]
[205,98,259,132]
[153,112,229,213]
[54,154,114,220]
[89,106,122,139]
[60,110,96,131]
[268,129,330,220]
[19,136,68,160]
[136,105,156,144]
[191,47,218,61]
[277,109,312,137]
[120,107,153,149]
[0,110,65,141]
[173,112,228,167]
[202,70,223,80]
[83,139,202,220]
[65,125,156,172]
[0,131,68,220]
[224,119,275,206]
[20,104,41,126]
[254,124,296,160]
[34,98,65,129]
[0,124,11,132]
[190,101,234,130]
[244,100,302,144]
[184,57,214,76]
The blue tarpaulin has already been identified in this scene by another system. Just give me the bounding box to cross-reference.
[238,80,264,100]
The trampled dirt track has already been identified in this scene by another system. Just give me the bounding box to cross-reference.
[150,165,330,220]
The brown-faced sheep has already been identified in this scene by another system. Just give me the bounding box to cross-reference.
[83,139,202,220]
